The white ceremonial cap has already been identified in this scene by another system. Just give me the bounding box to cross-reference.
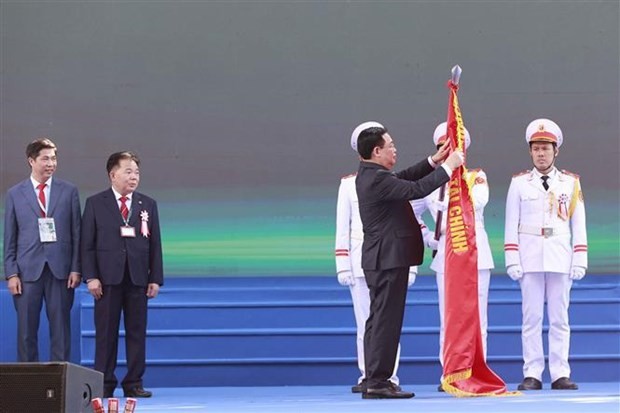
[351,121,384,151]
[526,118,563,147]
[432,122,470,149]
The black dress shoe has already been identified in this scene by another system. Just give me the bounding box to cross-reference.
[362,386,414,399]
[351,380,367,393]
[437,383,445,392]
[353,380,399,393]
[388,381,402,392]
[123,386,153,398]
[517,377,542,391]
[551,377,578,390]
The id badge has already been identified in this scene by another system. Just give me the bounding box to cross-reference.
[38,217,57,242]
[120,225,136,238]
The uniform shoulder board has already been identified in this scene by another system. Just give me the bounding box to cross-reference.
[469,168,481,173]
[561,169,580,179]
[512,170,529,178]
[341,172,357,180]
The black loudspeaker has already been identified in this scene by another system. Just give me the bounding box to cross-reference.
[0,362,103,413]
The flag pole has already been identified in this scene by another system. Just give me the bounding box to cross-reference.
[434,65,462,243]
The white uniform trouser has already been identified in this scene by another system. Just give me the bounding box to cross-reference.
[349,277,400,385]
[519,272,572,382]
[436,269,491,366]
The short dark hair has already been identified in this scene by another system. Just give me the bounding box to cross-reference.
[357,127,387,160]
[106,151,141,174]
[26,138,57,160]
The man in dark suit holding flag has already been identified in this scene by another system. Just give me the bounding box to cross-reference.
[354,123,463,399]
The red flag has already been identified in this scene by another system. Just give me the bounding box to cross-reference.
[441,76,511,396]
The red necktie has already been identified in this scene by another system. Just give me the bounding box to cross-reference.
[37,183,46,217]
[119,196,129,221]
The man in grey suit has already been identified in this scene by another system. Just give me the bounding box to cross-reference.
[3,138,81,362]
[353,123,463,399]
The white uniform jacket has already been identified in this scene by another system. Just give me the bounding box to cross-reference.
[335,174,365,278]
[504,168,587,274]
[413,168,494,273]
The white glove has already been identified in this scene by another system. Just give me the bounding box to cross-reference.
[337,271,355,286]
[408,268,417,287]
[569,266,586,280]
[423,231,439,250]
[432,197,449,212]
[507,265,523,281]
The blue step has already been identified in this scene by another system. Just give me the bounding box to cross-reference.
[76,274,620,387]
[79,324,620,361]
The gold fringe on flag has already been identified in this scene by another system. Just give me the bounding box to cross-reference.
[442,369,522,398]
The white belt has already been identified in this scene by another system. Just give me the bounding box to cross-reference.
[518,224,570,237]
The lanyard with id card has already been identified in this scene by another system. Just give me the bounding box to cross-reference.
[120,206,136,238]
[38,217,57,242]
[121,225,136,237]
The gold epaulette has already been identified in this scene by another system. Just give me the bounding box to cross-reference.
[512,170,529,178]
[341,172,357,180]
[561,169,580,179]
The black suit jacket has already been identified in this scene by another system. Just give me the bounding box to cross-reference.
[81,189,164,286]
[356,159,450,271]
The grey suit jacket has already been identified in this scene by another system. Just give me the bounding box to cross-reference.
[356,159,450,271]
[3,178,81,281]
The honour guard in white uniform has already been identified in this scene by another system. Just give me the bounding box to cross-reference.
[412,122,494,390]
[335,121,417,393]
[505,118,587,391]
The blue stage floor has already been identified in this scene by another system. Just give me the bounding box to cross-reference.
[109,382,620,413]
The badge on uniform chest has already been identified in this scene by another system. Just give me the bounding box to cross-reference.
[120,225,136,238]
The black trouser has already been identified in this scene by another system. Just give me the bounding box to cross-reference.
[94,266,148,392]
[363,267,409,389]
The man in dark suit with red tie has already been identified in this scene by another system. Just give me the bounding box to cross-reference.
[81,151,164,399]
[4,138,81,362]
[353,123,463,399]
